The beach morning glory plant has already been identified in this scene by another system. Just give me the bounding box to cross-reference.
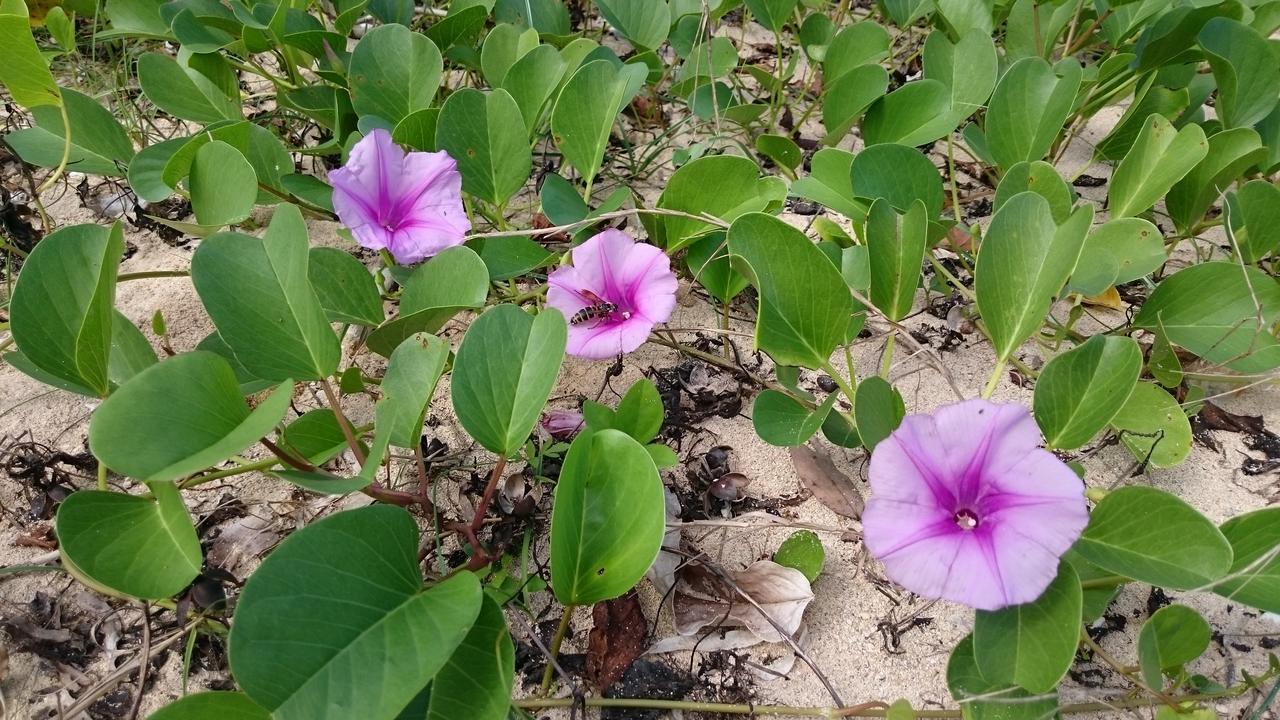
[547,229,678,360]
[329,129,470,265]
[863,399,1089,611]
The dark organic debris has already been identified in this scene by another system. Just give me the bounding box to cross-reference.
[789,445,863,520]
[0,185,40,252]
[1072,174,1107,188]
[586,590,649,690]
[601,658,697,720]
[649,360,745,437]
[1,434,96,520]
[1193,401,1280,474]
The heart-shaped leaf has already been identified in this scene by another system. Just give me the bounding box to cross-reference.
[451,305,567,457]
[1198,18,1280,129]
[56,480,201,600]
[753,390,837,446]
[230,506,482,720]
[985,58,1082,171]
[862,80,957,147]
[308,247,384,326]
[854,376,905,451]
[594,0,670,49]
[867,199,928,321]
[652,154,786,251]
[821,64,889,143]
[552,59,647,190]
[551,429,665,605]
[1034,336,1142,450]
[744,0,798,32]
[727,213,855,368]
[922,29,997,125]
[1108,115,1207,219]
[150,692,270,720]
[1230,180,1280,263]
[1068,218,1166,297]
[1109,381,1192,468]
[367,245,490,357]
[993,161,1074,223]
[1212,507,1280,613]
[686,233,750,304]
[948,634,1059,719]
[500,44,566,135]
[136,51,240,123]
[1075,486,1233,589]
[190,140,258,227]
[850,144,944,218]
[413,594,514,720]
[1138,605,1210,688]
[349,23,442,125]
[823,21,890,83]
[791,148,864,220]
[377,333,450,449]
[10,222,123,396]
[192,204,341,381]
[436,88,531,207]
[5,89,136,176]
[1165,127,1266,233]
[973,562,1082,694]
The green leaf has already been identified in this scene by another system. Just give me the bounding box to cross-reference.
[500,44,566,135]
[923,29,997,124]
[975,193,1093,363]
[1109,382,1192,468]
[612,378,665,444]
[1132,262,1280,374]
[1076,486,1233,590]
[654,154,787,251]
[550,429,665,605]
[985,58,1082,171]
[595,0,670,49]
[850,143,944,218]
[551,59,647,189]
[0,0,61,109]
[422,594,514,720]
[1198,18,1280,129]
[1212,507,1280,613]
[1068,218,1166,297]
[196,332,273,396]
[495,0,570,33]
[281,409,349,465]
[753,390,836,446]
[190,141,258,227]
[686,233,750,304]
[1064,549,1121,622]
[1138,605,1210,688]
[947,634,1059,720]
[367,246,490,357]
[89,352,292,482]
[1034,336,1142,450]
[56,480,201,600]
[744,0,798,32]
[1148,319,1184,389]
[107,311,159,388]
[150,693,270,720]
[192,204,341,381]
[1132,1,1243,72]
[727,213,855,368]
[821,64,889,143]
[229,506,483,720]
[791,148,864,220]
[128,136,188,202]
[1165,127,1266,234]
[377,333,450,449]
[136,51,240,123]
[862,80,957,147]
[451,306,567,457]
[1231,180,1280,263]
[436,88,531,207]
[973,562,1082,694]
[308,248,384,326]
[867,199,928,321]
[774,530,825,583]
[756,133,802,172]
[1108,115,1207,218]
[349,23,442,125]
[467,235,556,281]
[935,0,993,36]
[854,376,905,451]
[10,222,123,396]
[993,161,1074,224]
[5,88,135,176]
[824,21,890,83]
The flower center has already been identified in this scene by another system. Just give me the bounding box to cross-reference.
[953,508,980,531]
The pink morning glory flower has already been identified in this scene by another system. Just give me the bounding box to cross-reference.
[329,129,470,265]
[863,399,1088,611]
[546,229,677,360]
[539,408,585,440]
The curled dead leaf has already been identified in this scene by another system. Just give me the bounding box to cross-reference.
[673,560,814,643]
[789,446,863,519]
[1081,286,1123,310]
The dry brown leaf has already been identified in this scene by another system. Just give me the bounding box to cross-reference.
[586,590,648,690]
[1082,286,1123,310]
[673,560,814,643]
[789,446,863,519]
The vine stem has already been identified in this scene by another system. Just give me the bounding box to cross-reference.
[468,456,508,534]
[980,359,1007,399]
[320,379,366,465]
[117,270,189,282]
[463,207,729,242]
[538,605,575,696]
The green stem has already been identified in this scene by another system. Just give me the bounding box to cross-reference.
[946,135,964,226]
[879,333,896,378]
[118,270,189,282]
[1079,574,1127,589]
[820,359,858,403]
[36,99,74,195]
[320,379,366,465]
[96,460,107,491]
[180,457,280,489]
[538,605,575,696]
[980,359,1007,399]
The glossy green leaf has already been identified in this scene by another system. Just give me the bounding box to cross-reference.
[468,235,556,281]
[481,24,539,87]
[935,0,993,36]
[550,429,665,605]
[1212,507,1280,613]
[193,205,340,381]
[612,378,665,444]
[1231,180,1280,263]
[106,311,159,388]
[377,333,449,449]
[867,199,927,321]
[128,136,188,202]
[56,480,201,600]
[1198,18,1280,129]
[421,594,514,720]
[975,193,1093,363]
[308,248,384,326]
[0,0,61,109]
[1109,382,1192,468]
[5,88,135,176]
[791,148,864,220]
[1166,127,1266,233]
[854,376,905,451]
[281,409,349,465]
[10,223,123,396]
[437,88,531,207]
[90,352,292,482]
[993,161,1074,223]
[821,64,889,142]
[136,51,240,123]
[654,154,787,251]
[727,213,855,368]
[862,80,956,147]
[190,141,257,227]
[349,23,443,124]
[947,634,1059,720]
[973,562,1081,694]
[1109,115,1207,219]
[1034,336,1142,450]
[1132,1,1243,72]
[1068,218,1166,297]
[595,0,670,49]
[1138,605,1210,688]
[824,21,891,82]
[985,58,1082,171]
[1132,262,1280,374]
[1076,486,1233,589]
[150,692,270,720]
[923,29,997,125]
[756,134,802,172]
[753,390,836,446]
[367,246,489,357]
[451,305,567,457]
[552,59,647,188]
[500,44,566,135]
[230,506,483,720]
[686,233,750,303]
[850,144,944,218]
[774,530,825,583]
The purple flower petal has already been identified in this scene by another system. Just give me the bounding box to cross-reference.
[546,230,677,360]
[864,398,1088,611]
[329,129,470,265]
